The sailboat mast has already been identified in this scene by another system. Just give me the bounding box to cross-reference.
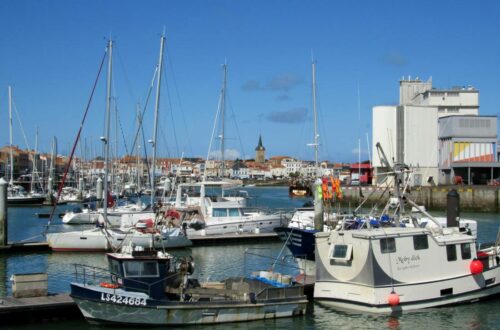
[103,39,113,218]
[8,86,14,186]
[150,33,165,206]
[220,63,227,178]
[312,61,319,173]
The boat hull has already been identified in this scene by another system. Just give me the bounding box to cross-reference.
[71,284,306,325]
[46,228,192,252]
[274,227,317,261]
[187,215,283,237]
[7,196,46,206]
[316,278,500,314]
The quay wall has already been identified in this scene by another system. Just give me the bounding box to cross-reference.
[340,185,500,213]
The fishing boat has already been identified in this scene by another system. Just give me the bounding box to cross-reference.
[70,246,307,325]
[313,144,500,313]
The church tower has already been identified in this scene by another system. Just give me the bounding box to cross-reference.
[255,135,266,164]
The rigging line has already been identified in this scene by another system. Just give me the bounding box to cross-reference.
[128,65,158,158]
[45,48,108,231]
[114,43,137,105]
[204,90,223,181]
[161,61,180,158]
[140,112,152,191]
[315,83,331,162]
[226,93,246,160]
[159,124,172,158]
[164,43,194,157]
[114,100,130,156]
[11,100,31,151]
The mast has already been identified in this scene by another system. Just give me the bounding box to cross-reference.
[8,86,14,186]
[31,127,39,193]
[102,39,113,219]
[136,104,141,191]
[311,60,319,175]
[220,63,227,178]
[150,33,165,206]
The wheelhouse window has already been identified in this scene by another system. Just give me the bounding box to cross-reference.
[461,243,472,260]
[123,261,159,278]
[213,208,227,217]
[109,258,122,276]
[380,238,396,254]
[330,244,353,261]
[413,235,429,250]
[446,245,457,261]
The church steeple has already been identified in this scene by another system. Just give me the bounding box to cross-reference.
[255,134,266,163]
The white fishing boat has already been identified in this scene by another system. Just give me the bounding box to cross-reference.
[313,143,500,314]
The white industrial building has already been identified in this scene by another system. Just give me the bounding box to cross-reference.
[372,77,498,186]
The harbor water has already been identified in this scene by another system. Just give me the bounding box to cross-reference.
[1,186,500,329]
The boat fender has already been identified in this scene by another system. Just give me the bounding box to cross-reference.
[470,259,484,275]
[388,291,400,306]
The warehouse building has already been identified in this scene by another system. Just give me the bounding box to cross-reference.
[372,77,498,186]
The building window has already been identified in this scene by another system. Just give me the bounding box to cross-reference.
[380,238,396,254]
[447,245,457,261]
[461,243,472,260]
[413,235,429,250]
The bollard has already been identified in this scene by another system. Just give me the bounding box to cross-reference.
[314,178,324,231]
[0,178,8,247]
[447,189,460,228]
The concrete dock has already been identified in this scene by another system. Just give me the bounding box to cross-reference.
[0,293,81,324]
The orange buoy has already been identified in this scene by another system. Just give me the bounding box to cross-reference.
[388,291,400,306]
[470,259,484,275]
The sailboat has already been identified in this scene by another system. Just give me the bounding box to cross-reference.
[46,36,191,251]
[274,59,334,271]
[165,64,284,237]
[6,86,46,206]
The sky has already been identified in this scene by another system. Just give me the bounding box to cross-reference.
[1,0,500,163]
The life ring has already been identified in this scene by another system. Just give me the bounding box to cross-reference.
[100,282,120,289]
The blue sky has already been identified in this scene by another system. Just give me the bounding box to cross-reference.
[1,0,499,162]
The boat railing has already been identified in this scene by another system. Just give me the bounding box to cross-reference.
[256,285,304,301]
[74,263,182,296]
[74,264,114,286]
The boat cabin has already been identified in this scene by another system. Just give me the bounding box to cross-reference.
[107,249,178,300]
[316,227,480,287]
